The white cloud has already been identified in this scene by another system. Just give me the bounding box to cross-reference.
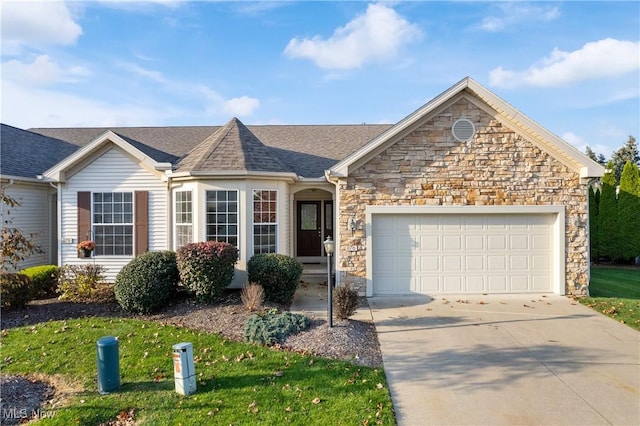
[490,38,640,88]
[284,3,422,69]
[2,55,90,86]
[476,3,560,32]
[117,61,169,85]
[0,80,169,128]
[223,96,260,117]
[1,1,82,52]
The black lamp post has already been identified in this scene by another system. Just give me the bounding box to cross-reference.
[323,235,335,328]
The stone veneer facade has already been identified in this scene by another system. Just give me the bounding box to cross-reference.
[335,98,589,296]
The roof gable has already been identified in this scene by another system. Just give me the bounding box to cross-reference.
[43,130,171,181]
[328,77,605,181]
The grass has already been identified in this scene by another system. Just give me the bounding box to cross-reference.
[579,267,640,331]
[1,317,395,425]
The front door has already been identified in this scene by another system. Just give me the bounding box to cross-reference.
[297,201,321,256]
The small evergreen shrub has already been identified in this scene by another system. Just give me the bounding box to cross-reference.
[176,241,238,302]
[241,282,264,312]
[333,285,359,319]
[20,264,59,299]
[244,309,310,346]
[57,264,106,302]
[0,272,33,309]
[114,251,179,314]
[247,254,303,304]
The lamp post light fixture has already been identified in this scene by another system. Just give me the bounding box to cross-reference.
[323,235,335,328]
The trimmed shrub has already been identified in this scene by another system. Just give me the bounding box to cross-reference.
[57,264,106,302]
[333,285,359,320]
[114,251,179,314]
[20,264,59,299]
[247,254,303,304]
[0,272,33,309]
[241,282,264,312]
[176,241,238,302]
[244,309,310,346]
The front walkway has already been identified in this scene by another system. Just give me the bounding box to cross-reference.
[290,281,372,321]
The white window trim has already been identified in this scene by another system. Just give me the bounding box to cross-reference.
[92,191,134,257]
[205,189,240,253]
[252,189,278,255]
[174,190,193,250]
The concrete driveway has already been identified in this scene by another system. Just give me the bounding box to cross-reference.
[369,294,640,426]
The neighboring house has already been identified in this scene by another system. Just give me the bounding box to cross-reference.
[2,77,603,296]
[0,124,80,270]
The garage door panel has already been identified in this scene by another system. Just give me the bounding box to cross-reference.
[510,275,529,291]
[532,235,551,250]
[465,235,484,250]
[510,255,529,270]
[466,255,484,271]
[443,276,463,292]
[488,275,507,291]
[510,234,529,250]
[488,235,506,250]
[443,235,462,250]
[466,276,485,292]
[488,255,506,271]
[372,214,554,295]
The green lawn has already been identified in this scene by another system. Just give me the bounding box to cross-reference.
[1,318,395,425]
[579,267,640,331]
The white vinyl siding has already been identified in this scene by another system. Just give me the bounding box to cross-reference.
[0,183,53,270]
[60,147,167,282]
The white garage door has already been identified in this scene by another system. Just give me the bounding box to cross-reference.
[371,214,554,295]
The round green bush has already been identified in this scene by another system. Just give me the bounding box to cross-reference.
[247,254,303,304]
[114,251,179,314]
[20,264,59,299]
[176,241,238,302]
[0,272,33,309]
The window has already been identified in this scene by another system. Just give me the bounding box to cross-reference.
[93,192,133,256]
[206,190,238,247]
[175,191,192,249]
[253,190,277,254]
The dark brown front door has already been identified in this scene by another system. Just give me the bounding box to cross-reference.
[297,201,321,256]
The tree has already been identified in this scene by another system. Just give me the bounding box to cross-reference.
[585,146,606,165]
[617,161,640,262]
[598,162,618,260]
[588,185,600,261]
[1,185,43,270]
[611,135,639,183]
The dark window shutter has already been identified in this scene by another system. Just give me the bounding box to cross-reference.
[77,192,91,258]
[135,191,149,255]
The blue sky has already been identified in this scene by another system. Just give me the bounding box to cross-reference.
[1,1,639,158]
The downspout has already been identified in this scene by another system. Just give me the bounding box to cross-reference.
[165,170,173,251]
[49,181,61,267]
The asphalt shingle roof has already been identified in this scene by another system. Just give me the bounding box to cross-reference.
[0,124,80,179]
[16,119,391,178]
[176,118,289,174]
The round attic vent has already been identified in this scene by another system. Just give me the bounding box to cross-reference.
[452,118,476,142]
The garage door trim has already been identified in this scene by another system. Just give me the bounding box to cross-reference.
[365,206,565,297]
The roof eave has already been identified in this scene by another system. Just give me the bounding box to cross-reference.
[169,170,299,182]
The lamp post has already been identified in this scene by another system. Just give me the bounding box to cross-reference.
[323,235,335,328]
